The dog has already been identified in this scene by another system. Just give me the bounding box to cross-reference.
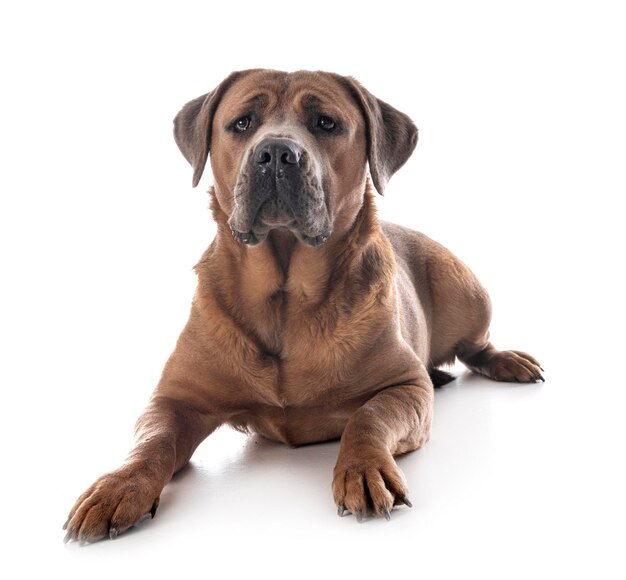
[63,69,543,542]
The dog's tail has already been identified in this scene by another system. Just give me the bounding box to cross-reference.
[429,368,456,388]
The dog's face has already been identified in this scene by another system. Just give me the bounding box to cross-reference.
[174,69,418,246]
[210,70,366,246]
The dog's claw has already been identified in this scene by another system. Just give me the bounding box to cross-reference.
[63,531,73,544]
[150,501,158,519]
[355,511,364,523]
[109,527,119,540]
[382,508,391,521]
[62,519,69,531]
[401,496,413,508]
[337,505,346,517]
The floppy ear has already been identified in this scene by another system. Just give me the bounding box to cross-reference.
[337,76,418,195]
[173,71,243,187]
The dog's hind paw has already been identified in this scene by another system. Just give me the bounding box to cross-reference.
[477,349,544,383]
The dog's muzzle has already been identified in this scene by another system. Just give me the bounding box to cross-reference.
[228,137,333,247]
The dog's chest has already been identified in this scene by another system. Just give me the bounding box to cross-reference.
[215,259,417,442]
[243,323,356,407]
[236,290,404,408]
[230,325,417,446]
[231,338,383,445]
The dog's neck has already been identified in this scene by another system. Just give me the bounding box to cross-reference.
[205,182,383,282]
[266,229,298,277]
[195,183,393,355]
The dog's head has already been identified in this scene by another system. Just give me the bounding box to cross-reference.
[174,69,417,246]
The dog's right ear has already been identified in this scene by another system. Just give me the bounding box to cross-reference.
[173,72,243,188]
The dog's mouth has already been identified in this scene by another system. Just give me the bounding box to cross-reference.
[257,196,297,228]
[227,144,333,247]
[228,194,332,247]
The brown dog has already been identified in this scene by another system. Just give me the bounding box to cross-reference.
[63,69,543,542]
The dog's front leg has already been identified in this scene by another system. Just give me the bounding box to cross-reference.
[332,369,434,521]
[63,395,220,543]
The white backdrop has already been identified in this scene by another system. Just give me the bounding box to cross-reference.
[1,1,624,578]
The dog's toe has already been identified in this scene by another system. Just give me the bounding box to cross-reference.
[63,468,160,544]
[476,350,544,383]
[332,452,411,521]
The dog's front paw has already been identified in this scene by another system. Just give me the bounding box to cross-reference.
[332,451,412,522]
[63,466,160,544]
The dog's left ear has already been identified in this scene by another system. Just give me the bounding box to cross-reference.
[336,76,418,195]
[173,71,243,188]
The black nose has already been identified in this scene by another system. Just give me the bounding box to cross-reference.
[254,138,302,167]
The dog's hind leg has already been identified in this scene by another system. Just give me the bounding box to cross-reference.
[450,283,544,383]
[456,335,544,383]
[425,246,543,384]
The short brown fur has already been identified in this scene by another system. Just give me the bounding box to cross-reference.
[64,70,542,542]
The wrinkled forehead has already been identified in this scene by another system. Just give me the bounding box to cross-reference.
[215,70,362,127]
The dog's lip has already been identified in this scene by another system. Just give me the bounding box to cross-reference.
[229,221,332,247]
[229,227,257,245]
[229,193,332,247]
[258,215,296,228]
[299,228,332,246]
[243,198,296,234]
[260,216,296,228]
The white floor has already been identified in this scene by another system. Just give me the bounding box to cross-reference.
[10,349,624,580]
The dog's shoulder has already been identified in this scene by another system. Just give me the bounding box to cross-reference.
[380,220,442,263]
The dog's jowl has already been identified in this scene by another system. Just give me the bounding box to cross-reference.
[63,69,543,542]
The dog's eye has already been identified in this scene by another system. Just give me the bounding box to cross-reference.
[234,116,251,132]
[317,116,336,131]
